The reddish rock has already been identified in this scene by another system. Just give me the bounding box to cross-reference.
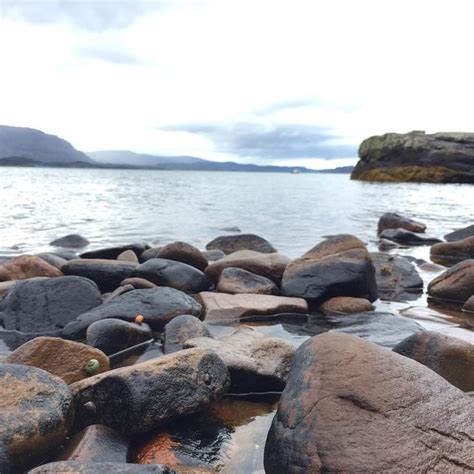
[0,255,63,281]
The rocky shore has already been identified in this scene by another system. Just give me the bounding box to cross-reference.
[1,221,473,473]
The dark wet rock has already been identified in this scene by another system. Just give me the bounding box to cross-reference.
[87,318,152,356]
[132,259,211,294]
[120,277,157,289]
[428,259,474,305]
[153,242,208,271]
[0,364,74,473]
[202,249,226,262]
[5,336,110,383]
[117,250,139,263]
[463,295,474,313]
[62,259,137,293]
[54,425,129,463]
[379,228,442,246]
[377,212,426,234]
[281,235,378,305]
[63,288,202,340]
[36,252,68,269]
[185,326,294,392]
[431,236,474,266]
[0,255,63,281]
[29,462,175,473]
[206,234,276,255]
[163,315,211,354]
[216,267,279,295]
[198,292,307,324]
[205,250,290,283]
[371,252,423,301]
[103,284,135,303]
[444,224,474,242]
[50,234,90,249]
[319,296,374,315]
[264,333,474,473]
[81,244,149,260]
[71,348,230,435]
[393,331,474,392]
[2,276,102,334]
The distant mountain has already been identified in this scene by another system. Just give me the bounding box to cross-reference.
[0,125,93,164]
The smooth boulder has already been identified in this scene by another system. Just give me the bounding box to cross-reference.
[377,212,426,234]
[428,259,474,304]
[0,255,63,281]
[206,234,276,254]
[216,267,279,295]
[431,236,474,266]
[163,315,211,354]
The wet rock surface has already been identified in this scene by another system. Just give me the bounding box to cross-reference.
[319,296,374,315]
[265,333,474,473]
[216,267,279,295]
[0,255,63,281]
[377,212,426,234]
[431,236,474,266]
[206,234,276,255]
[379,228,442,245]
[163,315,211,354]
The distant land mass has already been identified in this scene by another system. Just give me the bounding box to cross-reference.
[0,125,354,173]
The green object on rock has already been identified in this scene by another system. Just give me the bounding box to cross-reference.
[85,358,100,375]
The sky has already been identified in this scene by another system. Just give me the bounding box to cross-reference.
[1,1,474,169]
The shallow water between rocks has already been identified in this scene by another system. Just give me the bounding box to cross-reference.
[1,168,473,471]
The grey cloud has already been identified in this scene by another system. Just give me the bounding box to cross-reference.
[163,122,357,159]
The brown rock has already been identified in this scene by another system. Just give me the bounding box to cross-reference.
[120,277,157,289]
[431,236,474,266]
[319,296,374,315]
[198,292,307,324]
[6,337,110,384]
[205,250,290,283]
[264,333,474,473]
[428,259,474,304]
[117,250,139,263]
[377,212,426,234]
[155,241,208,271]
[216,267,279,295]
[0,255,63,281]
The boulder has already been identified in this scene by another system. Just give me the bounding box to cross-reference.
[0,364,74,473]
[445,224,474,242]
[377,212,426,234]
[371,252,423,301]
[216,267,279,295]
[2,276,102,334]
[86,318,152,356]
[198,292,307,324]
[0,255,63,281]
[131,259,211,294]
[319,296,374,315]
[202,249,226,262]
[5,337,110,384]
[264,333,474,473]
[281,235,378,304]
[54,425,128,463]
[81,244,148,260]
[163,315,211,354]
[71,348,229,435]
[29,462,174,473]
[393,331,474,392]
[62,259,137,293]
[120,277,157,289]
[117,250,139,263]
[206,233,276,254]
[379,228,442,245]
[185,326,294,392]
[431,236,474,266]
[63,287,202,340]
[153,242,208,271]
[205,250,290,283]
[428,259,474,304]
[50,234,90,248]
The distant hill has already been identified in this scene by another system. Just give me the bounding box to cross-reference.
[0,125,93,164]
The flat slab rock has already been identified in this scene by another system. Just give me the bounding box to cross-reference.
[198,292,308,324]
[264,332,474,473]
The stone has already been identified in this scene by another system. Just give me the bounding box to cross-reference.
[463,295,474,313]
[319,296,374,315]
[62,259,137,293]
[0,255,63,281]
[54,425,129,463]
[371,252,423,301]
[198,292,307,324]
[377,212,426,234]
[216,267,279,295]
[202,249,226,262]
[120,277,157,289]
[281,235,378,304]
[63,287,202,340]
[379,228,442,245]
[205,250,290,283]
[87,318,153,356]
[445,224,474,242]
[206,233,276,254]
[428,259,474,305]
[29,462,175,473]
[50,234,90,248]
[71,348,229,435]
[0,364,74,473]
[154,242,208,271]
[185,326,294,392]
[393,331,474,392]
[81,243,148,260]
[117,250,139,263]
[132,259,211,294]
[36,253,68,269]
[163,315,211,354]
[5,337,110,384]
[264,333,474,473]
[431,236,474,266]
[2,276,102,334]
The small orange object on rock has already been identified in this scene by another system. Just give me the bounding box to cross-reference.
[135,314,144,325]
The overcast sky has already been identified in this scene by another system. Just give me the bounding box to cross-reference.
[1,0,474,169]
